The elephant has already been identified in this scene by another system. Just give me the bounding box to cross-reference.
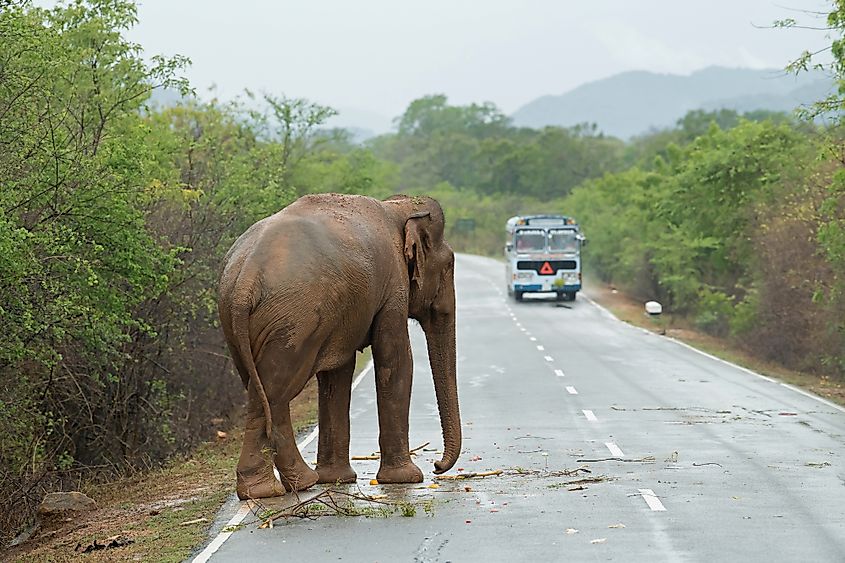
[218,193,461,499]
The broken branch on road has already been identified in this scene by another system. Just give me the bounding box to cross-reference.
[577,456,656,464]
[256,487,416,527]
[548,475,617,490]
[435,470,503,480]
[351,441,431,461]
[507,466,592,477]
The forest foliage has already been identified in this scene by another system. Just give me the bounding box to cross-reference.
[4,0,845,543]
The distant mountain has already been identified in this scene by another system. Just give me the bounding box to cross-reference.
[511,67,834,139]
[326,107,393,141]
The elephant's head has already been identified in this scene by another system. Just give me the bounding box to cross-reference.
[385,195,461,474]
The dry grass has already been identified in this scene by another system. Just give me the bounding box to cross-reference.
[4,377,322,562]
[586,284,845,408]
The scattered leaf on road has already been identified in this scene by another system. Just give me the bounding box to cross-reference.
[565,528,579,534]
[608,523,626,529]
[369,479,379,485]
[806,461,831,468]
[591,538,607,544]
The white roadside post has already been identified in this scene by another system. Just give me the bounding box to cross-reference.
[645,300,665,335]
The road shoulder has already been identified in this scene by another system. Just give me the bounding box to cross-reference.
[584,283,845,409]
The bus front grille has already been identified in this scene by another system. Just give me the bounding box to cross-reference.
[516,260,577,273]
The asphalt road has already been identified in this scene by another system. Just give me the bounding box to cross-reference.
[197,253,845,562]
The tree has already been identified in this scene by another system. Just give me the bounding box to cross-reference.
[246,92,337,194]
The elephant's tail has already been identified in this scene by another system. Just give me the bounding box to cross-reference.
[232,295,274,441]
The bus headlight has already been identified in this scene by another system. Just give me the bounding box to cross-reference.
[563,273,579,285]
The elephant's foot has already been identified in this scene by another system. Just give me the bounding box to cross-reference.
[278,465,320,492]
[236,468,285,500]
[376,461,423,484]
[316,463,357,485]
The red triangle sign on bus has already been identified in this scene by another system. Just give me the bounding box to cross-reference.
[539,261,555,275]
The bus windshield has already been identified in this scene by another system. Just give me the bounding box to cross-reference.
[515,230,546,253]
[549,229,578,253]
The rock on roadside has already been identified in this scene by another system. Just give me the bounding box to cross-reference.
[8,493,97,547]
[38,491,97,518]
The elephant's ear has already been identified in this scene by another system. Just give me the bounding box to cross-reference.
[404,211,431,288]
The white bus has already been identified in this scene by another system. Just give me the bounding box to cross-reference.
[505,215,584,302]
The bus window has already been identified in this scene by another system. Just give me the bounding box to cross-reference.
[549,230,578,252]
[515,230,546,252]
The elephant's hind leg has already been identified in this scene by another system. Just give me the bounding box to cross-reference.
[270,401,319,492]
[236,383,285,500]
[261,343,319,492]
[316,357,357,484]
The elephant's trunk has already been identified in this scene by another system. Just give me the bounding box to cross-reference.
[423,300,461,474]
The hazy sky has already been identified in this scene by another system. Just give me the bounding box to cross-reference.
[122,0,832,122]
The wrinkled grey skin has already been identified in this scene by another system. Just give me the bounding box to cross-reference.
[218,193,461,499]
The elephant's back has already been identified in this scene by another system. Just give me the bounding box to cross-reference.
[243,198,398,360]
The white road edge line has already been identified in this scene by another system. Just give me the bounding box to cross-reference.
[544,355,554,362]
[605,442,625,457]
[191,503,252,563]
[554,369,565,377]
[582,409,597,421]
[638,488,667,511]
[566,386,578,395]
[581,295,845,415]
[193,360,375,563]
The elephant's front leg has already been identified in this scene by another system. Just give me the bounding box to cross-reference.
[372,310,423,484]
[315,358,357,484]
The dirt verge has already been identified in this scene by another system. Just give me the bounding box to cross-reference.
[4,375,323,562]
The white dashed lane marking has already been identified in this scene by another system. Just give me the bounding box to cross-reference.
[566,386,578,395]
[638,489,667,511]
[605,442,625,457]
[554,369,564,377]
[529,336,537,341]
[537,345,545,351]
[544,356,554,362]
[582,409,597,421]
